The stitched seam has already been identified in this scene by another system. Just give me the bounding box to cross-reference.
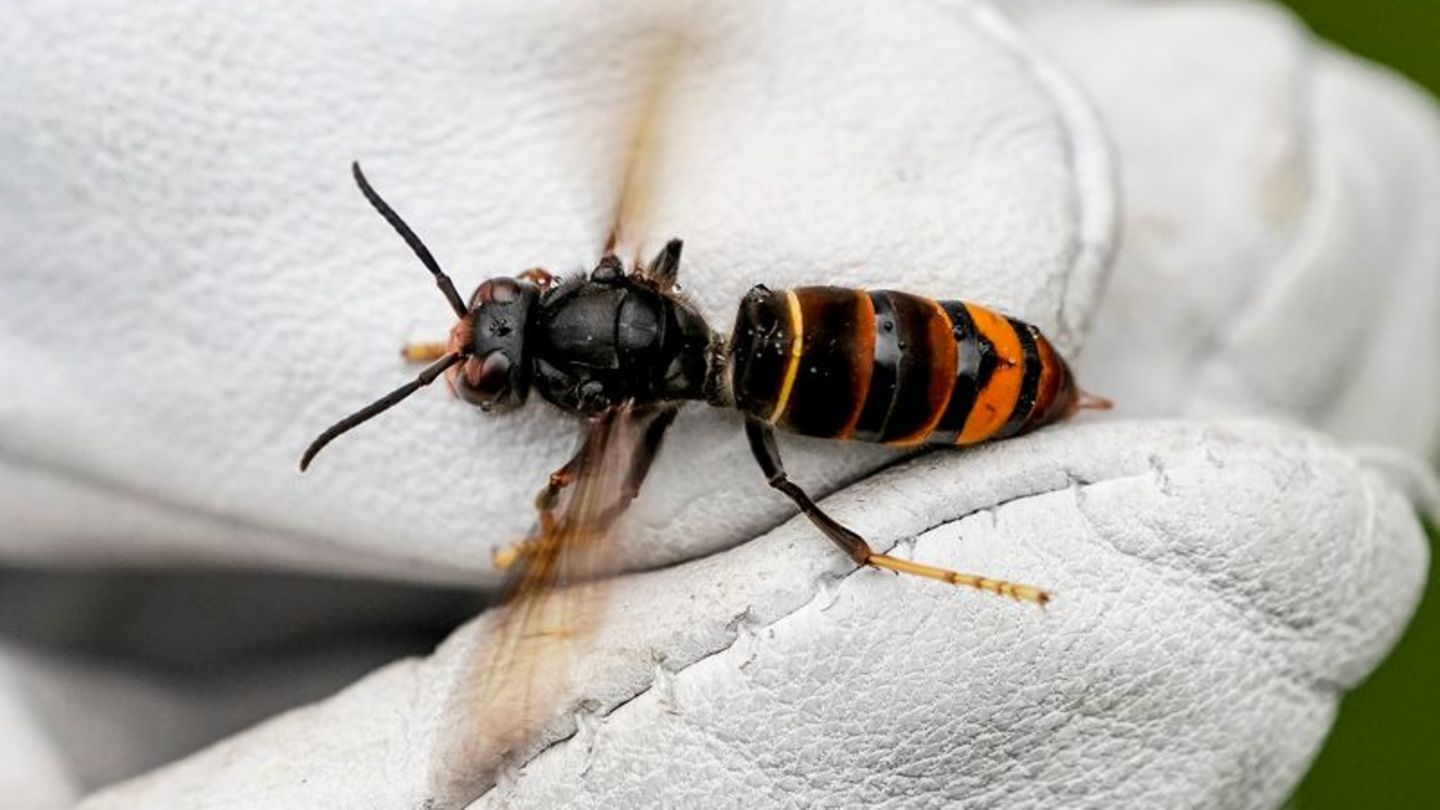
[475,431,1378,802]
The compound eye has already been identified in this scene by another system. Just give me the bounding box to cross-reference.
[489,278,520,303]
[470,351,512,398]
[472,278,521,307]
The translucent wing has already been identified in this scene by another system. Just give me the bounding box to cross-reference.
[437,403,676,794]
[602,37,686,265]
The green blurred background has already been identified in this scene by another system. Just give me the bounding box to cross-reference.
[1273,3,1438,806]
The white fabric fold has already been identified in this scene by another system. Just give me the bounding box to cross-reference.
[1019,0,1440,463]
[0,0,1114,581]
[79,420,1429,809]
[0,0,1434,808]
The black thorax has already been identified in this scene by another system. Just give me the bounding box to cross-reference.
[529,275,720,414]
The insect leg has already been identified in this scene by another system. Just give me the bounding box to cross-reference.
[401,342,449,363]
[624,405,678,498]
[743,417,1049,605]
[494,431,600,571]
[518,267,558,291]
[590,404,679,528]
[642,239,683,290]
[535,455,583,523]
[494,405,678,571]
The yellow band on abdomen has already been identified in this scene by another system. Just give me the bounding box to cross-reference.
[768,289,806,424]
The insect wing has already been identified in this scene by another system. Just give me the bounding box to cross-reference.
[441,406,657,786]
[602,38,687,264]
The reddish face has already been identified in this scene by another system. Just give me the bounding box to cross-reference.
[447,277,539,412]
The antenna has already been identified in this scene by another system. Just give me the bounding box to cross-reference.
[300,352,464,471]
[352,161,468,318]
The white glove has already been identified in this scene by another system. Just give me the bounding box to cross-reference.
[1026,0,1440,465]
[0,1,1432,808]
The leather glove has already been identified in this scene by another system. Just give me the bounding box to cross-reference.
[0,1,1432,808]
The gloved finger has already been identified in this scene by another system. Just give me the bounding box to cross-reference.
[0,0,1114,581]
[78,418,1429,809]
[0,567,483,806]
[1016,0,1440,460]
[0,647,81,809]
[0,632,442,810]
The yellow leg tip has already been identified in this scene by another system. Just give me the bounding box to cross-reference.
[402,342,449,363]
[867,553,1050,607]
[492,544,521,571]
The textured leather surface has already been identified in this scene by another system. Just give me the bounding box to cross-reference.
[0,1,1434,808]
[0,0,1113,581]
[79,421,1429,809]
[1025,0,1440,460]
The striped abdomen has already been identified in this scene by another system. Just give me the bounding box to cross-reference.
[727,286,1077,446]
